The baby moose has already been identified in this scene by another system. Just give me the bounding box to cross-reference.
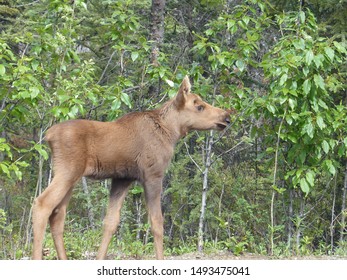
[32,76,231,260]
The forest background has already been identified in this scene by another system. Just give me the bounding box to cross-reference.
[0,0,346,260]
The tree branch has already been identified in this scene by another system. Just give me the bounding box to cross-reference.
[184,141,203,173]
[97,50,117,85]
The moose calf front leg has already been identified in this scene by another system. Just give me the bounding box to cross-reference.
[144,178,164,260]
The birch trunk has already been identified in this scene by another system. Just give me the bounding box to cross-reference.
[330,176,337,249]
[82,177,95,228]
[135,196,142,241]
[287,188,294,250]
[197,130,214,252]
[295,194,305,253]
[340,91,347,243]
[340,161,347,243]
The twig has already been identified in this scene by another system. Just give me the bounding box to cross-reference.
[184,141,203,173]
[98,50,117,84]
[209,139,246,166]
[14,0,40,7]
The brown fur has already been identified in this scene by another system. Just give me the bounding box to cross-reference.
[32,76,230,260]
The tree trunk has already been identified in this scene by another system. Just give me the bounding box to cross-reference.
[330,176,337,249]
[340,91,347,244]
[197,130,214,252]
[135,195,143,241]
[148,0,166,97]
[149,0,166,66]
[340,161,347,243]
[214,182,225,246]
[82,177,95,229]
[295,194,305,254]
[287,188,294,250]
[26,126,45,248]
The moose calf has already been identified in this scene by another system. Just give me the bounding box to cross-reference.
[32,76,230,260]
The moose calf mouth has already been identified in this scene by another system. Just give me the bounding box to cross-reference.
[216,116,231,130]
[216,122,228,130]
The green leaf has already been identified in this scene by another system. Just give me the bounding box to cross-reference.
[30,87,40,99]
[299,11,305,24]
[318,99,328,109]
[111,98,121,111]
[287,134,298,143]
[306,171,315,187]
[266,104,276,114]
[0,64,5,76]
[11,164,22,181]
[67,105,80,119]
[16,161,29,168]
[31,60,39,71]
[70,50,81,63]
[77,0,88,10]
[227,19,236,30]
[333,41,347,54]
[121,92,132,108]
[298,150,307,165]
[288,98,296,109]
[218,55,225,65]
[313,74,325,90]
[313,54,323,68]
[165,79,174,87]
[235,60,245,72]
[131,51,139,62]
[34,144,48,160]
[324,47,334,61]
[58,94,70,103]
[300,177,310,194]
[131,185,144,195]
[303,120,314,138]
[325,160,336,176]
[293,38,305,50]
[302,79,311,95]
[286,115,293,125]
[272,185,286,194]
[316,115,325,130]
[305,49,314,65]
[158,67,166,78]
[243,16,250,25]
[279,74,288,86]
[205,28,214,36]
[0,163,10,177]
[329,139,337,150]
[322,140,329,154]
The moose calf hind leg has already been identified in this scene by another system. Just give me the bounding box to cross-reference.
[49,189,73,260]
[32,198,51,260]
[32,175,79,260]
[97,179,132,260]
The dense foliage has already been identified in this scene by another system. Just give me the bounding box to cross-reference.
[0,0,346,259]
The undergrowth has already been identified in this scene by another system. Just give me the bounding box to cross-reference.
[2,227,346,260]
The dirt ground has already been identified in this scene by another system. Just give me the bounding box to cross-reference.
[164,251,347,260]
[105,251,347,260]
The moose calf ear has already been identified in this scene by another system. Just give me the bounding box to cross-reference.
[174,76,191,109]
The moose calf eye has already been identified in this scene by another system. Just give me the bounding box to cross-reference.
[197,105,204,112]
